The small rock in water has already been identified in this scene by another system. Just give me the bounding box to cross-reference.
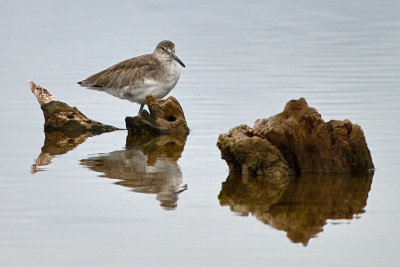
[126,94,189,136]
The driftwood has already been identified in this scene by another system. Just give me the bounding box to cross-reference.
[125,94,189,136]
[30,81,189,173]
[29,80,120,173]
[30,81,189,136]
[30,81,118,133]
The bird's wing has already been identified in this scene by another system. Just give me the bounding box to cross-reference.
[79,54,159,88]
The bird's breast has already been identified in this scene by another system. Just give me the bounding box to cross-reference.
[162,60,181,82]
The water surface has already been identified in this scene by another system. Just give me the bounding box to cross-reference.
[0,0,399,266]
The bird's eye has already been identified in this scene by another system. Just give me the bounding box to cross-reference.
[161,47,165,51]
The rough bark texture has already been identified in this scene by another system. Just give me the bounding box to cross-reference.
[30,81,118,133]
[216,125,292,177]
[217,97,374,175]
[126,94,189,136]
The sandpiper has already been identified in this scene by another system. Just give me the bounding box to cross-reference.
[78,40,185,114]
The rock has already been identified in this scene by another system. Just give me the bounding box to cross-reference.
[126,94,189,136]
[217,97,374,175]
[30,81,118,133]
[219,171,373,246]
[216,125,292,177]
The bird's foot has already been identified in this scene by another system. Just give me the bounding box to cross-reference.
[139,109,156,126]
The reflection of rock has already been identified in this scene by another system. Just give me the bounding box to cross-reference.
[219,172,291,216]
[125,94,189,136]
[219,171,373,246]
[217,98,374,175]
[125,134,187,164]
[81,134,188,210]
[31,131,94,173]
[30,81,117,133]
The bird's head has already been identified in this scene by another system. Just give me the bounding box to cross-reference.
[154,40,185,68]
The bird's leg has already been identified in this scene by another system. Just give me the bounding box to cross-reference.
[138,104,144,116]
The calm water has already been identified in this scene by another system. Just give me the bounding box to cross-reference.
[1,0,399,266]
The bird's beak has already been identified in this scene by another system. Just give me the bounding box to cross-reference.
[169,52,185,68]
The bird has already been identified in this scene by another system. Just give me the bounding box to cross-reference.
[78,40,185,115]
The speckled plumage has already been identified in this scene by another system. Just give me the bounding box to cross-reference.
[78,40,185,113]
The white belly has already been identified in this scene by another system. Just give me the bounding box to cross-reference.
[103,61,181,104]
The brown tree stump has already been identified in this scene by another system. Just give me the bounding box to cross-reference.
[30,81,118,133]
[125,94,189,136]
[217,97,374,176]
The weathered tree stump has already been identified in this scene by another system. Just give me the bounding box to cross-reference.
[126,94,189,136]
[30,81,190,172]
[217,97,374,176]
[30,81,118,133]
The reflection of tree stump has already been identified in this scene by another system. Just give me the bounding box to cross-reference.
[81,134,188,210]
[126,133,187,164]
[31,131,97,174]
[219,171,374,246]
[30,81,118,133]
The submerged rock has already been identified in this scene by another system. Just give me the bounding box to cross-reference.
[126,94,189,136]
[217,97,374,175]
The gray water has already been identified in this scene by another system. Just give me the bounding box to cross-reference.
[1,0,399,266]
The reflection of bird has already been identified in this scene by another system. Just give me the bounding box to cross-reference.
[80,134,188,210]
[78,40,185,114]
[81,148,184,210]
